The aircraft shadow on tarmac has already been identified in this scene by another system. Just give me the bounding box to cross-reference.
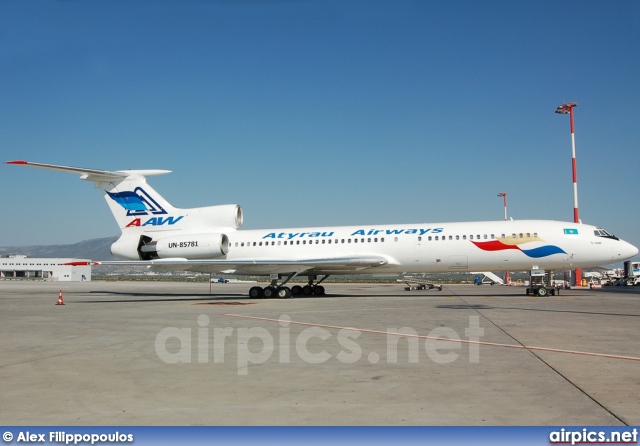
[79,292,255,303]
[77,291,349,303]
[73,290,475,303]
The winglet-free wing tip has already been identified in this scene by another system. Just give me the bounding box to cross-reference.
[6,160,28,165]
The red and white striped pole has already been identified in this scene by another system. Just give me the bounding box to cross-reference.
[555,102,581,286]
[497,192,510,284]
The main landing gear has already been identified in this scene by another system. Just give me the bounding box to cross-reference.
[249,275,330,299]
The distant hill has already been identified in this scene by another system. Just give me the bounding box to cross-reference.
[0,236,120,261]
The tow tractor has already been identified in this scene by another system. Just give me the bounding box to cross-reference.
[399,275,443,291]
[526,269,559,296]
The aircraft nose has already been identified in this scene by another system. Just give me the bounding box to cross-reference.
[622,240,639,259]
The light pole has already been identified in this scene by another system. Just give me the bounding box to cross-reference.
[497,192,510,284]
[497,192,507,221]
[555,102,582,286]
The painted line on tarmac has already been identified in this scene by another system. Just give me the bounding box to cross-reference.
[221,313,640,362]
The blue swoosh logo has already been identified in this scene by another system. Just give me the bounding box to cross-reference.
[520,245,567,258]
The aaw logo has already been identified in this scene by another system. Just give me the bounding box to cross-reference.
[125,216,184,227]
[107,187,167,216]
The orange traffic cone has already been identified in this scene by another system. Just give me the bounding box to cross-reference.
[56,290,65,306]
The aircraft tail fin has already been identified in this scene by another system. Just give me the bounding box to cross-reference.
[7,160,177,230]
[6,160,243,233]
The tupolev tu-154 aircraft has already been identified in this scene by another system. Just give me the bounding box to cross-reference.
[7,160,638,298]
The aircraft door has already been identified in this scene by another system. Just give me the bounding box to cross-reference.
[416,236,424,263]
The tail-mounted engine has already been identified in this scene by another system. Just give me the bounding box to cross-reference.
[138,233,229,260]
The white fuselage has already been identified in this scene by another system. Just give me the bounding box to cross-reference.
[151,219,636,275]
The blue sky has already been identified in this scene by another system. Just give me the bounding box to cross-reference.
[1,0,639,258]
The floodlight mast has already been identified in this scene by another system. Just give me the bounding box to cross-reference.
[497,192,507,221]
[555,102,581,286]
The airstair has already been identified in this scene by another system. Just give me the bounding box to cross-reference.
[471,271,505,285]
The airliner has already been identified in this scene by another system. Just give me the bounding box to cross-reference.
[7,160,638,298]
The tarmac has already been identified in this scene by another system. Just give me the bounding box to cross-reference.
[0,280,639,426]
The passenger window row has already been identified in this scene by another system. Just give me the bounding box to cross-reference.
[233,238,387,248]
[419,233,538,242]
[231,232,540,248]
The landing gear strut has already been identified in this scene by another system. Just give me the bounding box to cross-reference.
[248,274,329,299]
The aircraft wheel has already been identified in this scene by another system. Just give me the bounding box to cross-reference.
[302,285,313,295]
[537,287,548,297]
[277,287,291,299]
[313,285,325,295]
[249,286,263,299]
[263,286,276,299]
[525,289,530,296]
[291,285,302,295]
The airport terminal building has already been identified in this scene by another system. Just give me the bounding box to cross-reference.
[0,255,91,281]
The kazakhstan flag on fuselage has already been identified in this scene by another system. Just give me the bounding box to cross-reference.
[563,228,579,235]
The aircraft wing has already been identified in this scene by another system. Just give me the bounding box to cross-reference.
[69,256,392,275]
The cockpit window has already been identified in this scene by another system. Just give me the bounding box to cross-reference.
[594,228,619,240]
